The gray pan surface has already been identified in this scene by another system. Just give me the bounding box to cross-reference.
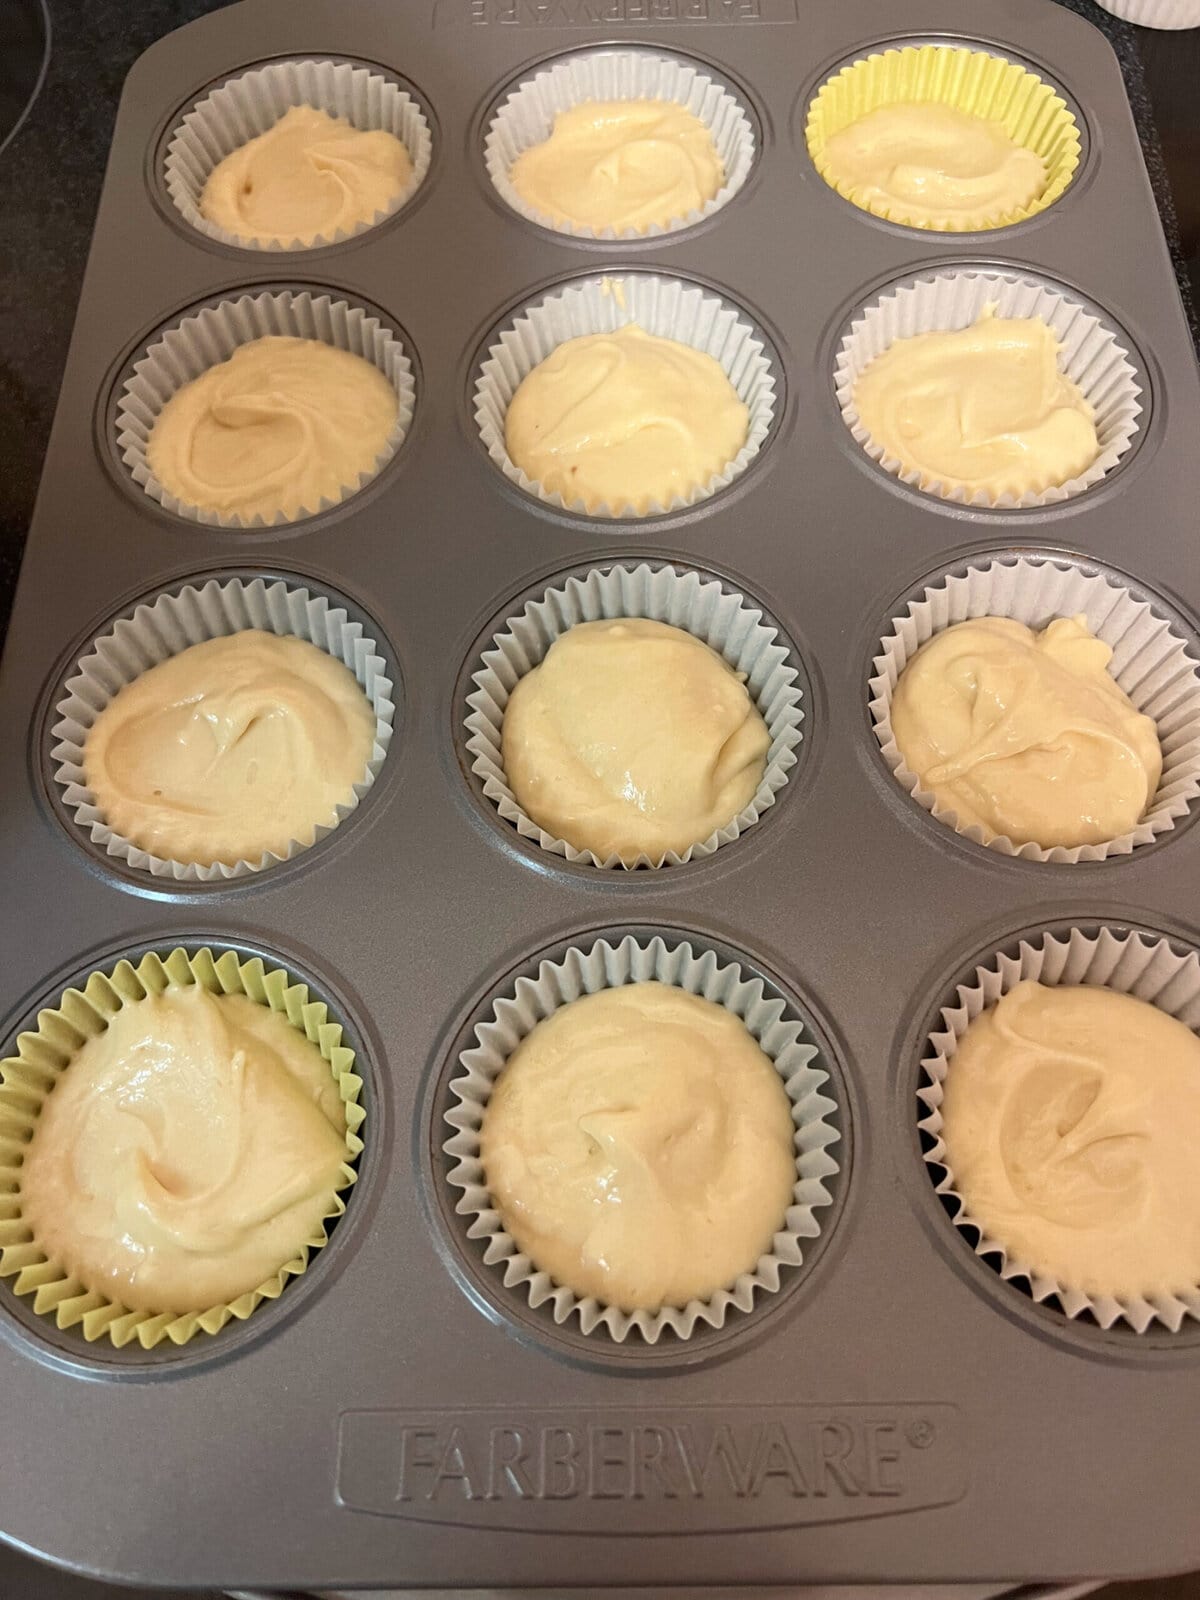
[1,0,1199,1588]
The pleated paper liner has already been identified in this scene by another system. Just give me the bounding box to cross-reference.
[465,563,802,869]
[869,554,1200,862]
[443,933,841,1344]
[114,289,415,528]
[485,47,755,241]
[835,268,1143,508]
[805,43,1082,231]
[1094,0,1200,24]
[0,946,365,1350]
[50,574,395,883]
[473,272,778,518]
[164,58,433,251]
[920,926,1200,1333]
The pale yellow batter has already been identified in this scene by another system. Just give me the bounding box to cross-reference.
[200,104,413,246]
[84,631,376,867]
[504,323,748,513]
[891,615,1160,850]
[481,983,796,1311]
[821,102,1046,230]
[146,335,398,523]
[940,982,1200,1301]
[852,310,1099,501]
[18,985,348,1315]
[502,618,769,862]
[509,99,723,234]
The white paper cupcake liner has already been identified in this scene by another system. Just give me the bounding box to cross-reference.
[465,562,803,868]
[115,289,415,528]
[49,575,395,882]
[484,48,755,240]
[920,925,1200,1333]
[444,933,841,1344]
[475,274,777,517]
[835,270,1143,508]
[164,59,433,251]
[869,554,1200,862]
[1095,0,1200,24]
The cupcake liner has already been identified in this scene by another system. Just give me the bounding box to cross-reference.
[869,555,1200,862]
[835,269,1143,508]
[164,59,433,251]
[1094,0,1200,24]
[919,925,1200,1333]
[115,289,415,528]
[0,946,365,1349]
[49,575,395,882]
[474,274,777,517]
[805,43,1082,232]
[465,562,803,868]
[484,48,755,240]
[444,933,841,1344]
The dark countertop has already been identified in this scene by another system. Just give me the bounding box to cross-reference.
[0,3,1199,1597]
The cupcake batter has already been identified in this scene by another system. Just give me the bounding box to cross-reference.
[502,617,769,862]
[200,104,413,246]
[84,631,376,867]
[18,984,348,1314]
[940,982,1200,1301]
[146,335,398,522]
[509,98,724,234]
[820,101,1046,230]
[890,614,1161,849]
[504,323,749,513]
[852,310,1100,500]
[481,983,796,1311]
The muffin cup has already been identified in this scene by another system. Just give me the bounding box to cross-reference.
[0,946,365,1350]
[444,933,841,1344]
[115,289,415,528]
[465,562,803,868]
[164,58,433,251]
[1094,0,1200,24]
[920,925,1200,1333]
[835,269,1143,508]
[805,43,1082,232]
[869,555,1200,862]
[484,47,755,241]
[49,574,395,882]
[474,273,777,517]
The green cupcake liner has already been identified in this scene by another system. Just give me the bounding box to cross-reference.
[805,44,1082,232]
[0,947,364,1350]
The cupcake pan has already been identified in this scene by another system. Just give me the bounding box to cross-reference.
[2,0,1200,1589]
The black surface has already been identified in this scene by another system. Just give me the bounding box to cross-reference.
[0,0,49,155]
[0,0,1198,1595]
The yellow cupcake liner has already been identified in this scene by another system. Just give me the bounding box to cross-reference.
[805,44,1082,232]
[0,947,365,1351]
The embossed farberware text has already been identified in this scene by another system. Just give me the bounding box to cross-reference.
[336,1404,963,1527]
[447,0,798,27]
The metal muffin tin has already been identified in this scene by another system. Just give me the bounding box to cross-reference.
[2,0,1199,1587]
